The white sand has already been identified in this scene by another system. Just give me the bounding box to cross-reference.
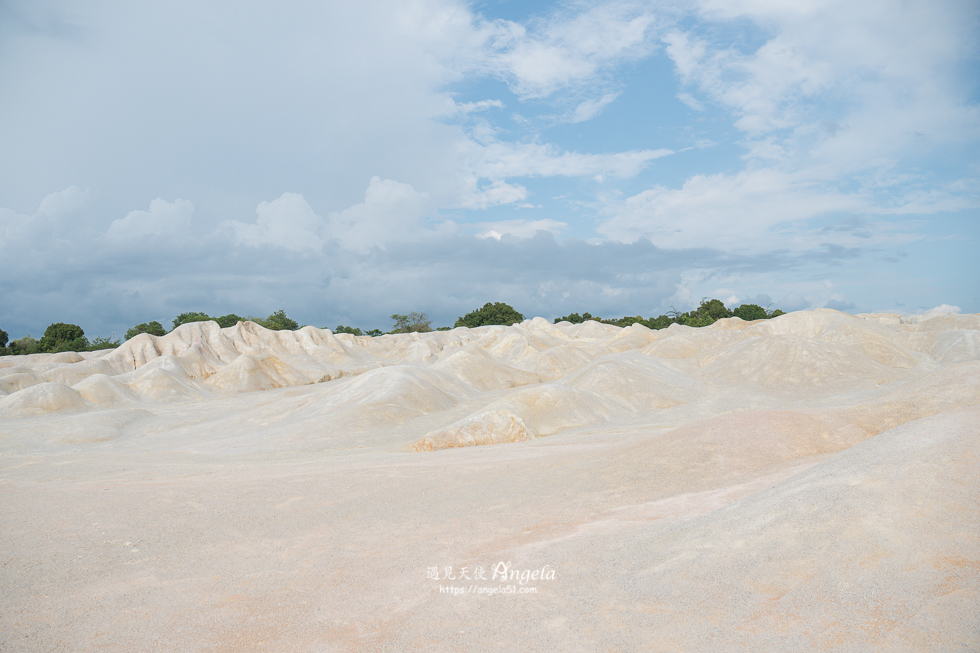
[0,310,977,651]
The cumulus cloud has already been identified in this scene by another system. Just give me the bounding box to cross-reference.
[778,293,811,312]
[325,177,436,252]
[0,0,976,337]
[222,179,443,254]
[925,304,961,315]
[825,298,856,311]
[105,198,194,242]
[0,186,95,250]
[37,185,93,219]
[224,193,324,252]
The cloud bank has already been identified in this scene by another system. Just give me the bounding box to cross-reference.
[0,0,976,337]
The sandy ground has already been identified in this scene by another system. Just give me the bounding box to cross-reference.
[1,309,978,651]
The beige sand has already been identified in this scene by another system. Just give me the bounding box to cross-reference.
[0,309,977,651]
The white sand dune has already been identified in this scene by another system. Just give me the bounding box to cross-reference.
[0,309,977,651]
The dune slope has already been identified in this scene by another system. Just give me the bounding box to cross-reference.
[0,310,977,651]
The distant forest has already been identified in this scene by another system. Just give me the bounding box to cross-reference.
[1,299,783,356]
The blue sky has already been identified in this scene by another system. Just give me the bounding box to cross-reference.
[1,0,978,337]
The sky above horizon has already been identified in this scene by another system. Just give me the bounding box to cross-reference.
[1,0,978,337]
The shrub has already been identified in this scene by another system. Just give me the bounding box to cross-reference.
[455,302,524,328]
[696,298,732,322]
[89,336,121,350]
[10,336,39,355]
[216,314,246,328]
[602,315,659,329]
[677,313,715,328]
[172,312,213,330]
[390,312,432,333]
[255,309,299,331]
[126,321,167,340]
[554,312,598,324]
[39,323,88,353]
[334,325,363,336]
[733,304,768,321]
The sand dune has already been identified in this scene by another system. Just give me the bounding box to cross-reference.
[0,309,977,651]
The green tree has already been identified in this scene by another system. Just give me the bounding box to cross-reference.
[257,309,299,331]
[696,298,732,322]
[647,315,675,329]
[0,327,8,355]
[88,335,121,350]
[554,312,598,325]
[455,302,525,328]
[732,304,768,321]
[678,312,715,327]
[126,321,167,340]
[10,336,39,355]
[365,329,383,337]
[334,325,363,336]
[172,312,213,330]
[603,315,657,328]
[38,323,88,352]
[769,309,786,318]
[390,312,432,333]
[216,314,246,328]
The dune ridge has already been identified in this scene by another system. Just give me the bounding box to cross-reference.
[0,309,977,651]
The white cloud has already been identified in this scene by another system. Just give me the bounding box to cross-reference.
[874,185,980,216]
[487,2,660,99]
[449,135,673,211]
[456,99,505,114]
[569,93,621,123]
[225,193,324,252]
[667,0,980,168]
[664,27,832,134]
[596,168,868,250]
[105,198,194,241]
[37,185,92,219]
[221,179,442,254]
[618,0,979,256]
[778,293,811,312]
[676,92,703,111]
[456,178,529,210]
[662,31,705,82]
[824,297,856,311]
[475,219,568,240]
[925,304,961,315]
[466,139,672,181]
[326,177,435,252]
[1,0,976,336]
[0,186,95,250]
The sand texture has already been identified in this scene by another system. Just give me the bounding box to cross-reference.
[1,309,978,651]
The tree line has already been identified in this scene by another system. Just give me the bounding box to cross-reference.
[553,298,784,329]
[0,299,783,356]
[0,309,301,356]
